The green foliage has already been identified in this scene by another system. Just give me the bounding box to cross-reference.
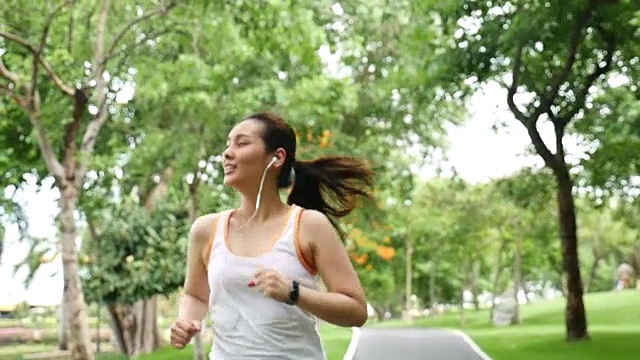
[492,168,562,287]
[0,223,3,260]
[493,167,555,210]
[80,195,190,305]
[575,86,640,200]
[0,100,45,187]
[576,200,636,292]
[427,0,639,105]
[408,176,492,304]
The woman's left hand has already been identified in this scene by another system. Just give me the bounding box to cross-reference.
[248,268,291,303]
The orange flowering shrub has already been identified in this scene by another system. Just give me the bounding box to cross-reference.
[350,253,369,265]
[376,245,395,261]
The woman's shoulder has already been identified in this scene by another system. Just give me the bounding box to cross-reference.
[190,209,232,244]
[297,207,335,235]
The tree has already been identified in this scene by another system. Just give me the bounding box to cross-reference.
[80,193,189,354]
[0,1,180,358]
[572,56,640,277]
[316,1,464,321]
[576,201,635,292]
[425,0,640,341]
[409,176,491,322]
[492,168,557,323]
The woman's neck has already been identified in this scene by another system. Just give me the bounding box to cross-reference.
[236,188,289,223]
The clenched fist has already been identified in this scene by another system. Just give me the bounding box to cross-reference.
[248,268,291,303]
[170,319,201,349]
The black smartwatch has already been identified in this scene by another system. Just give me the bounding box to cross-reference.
[285,280,300,305]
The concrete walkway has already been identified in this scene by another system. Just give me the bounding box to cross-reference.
[343,327,492,360]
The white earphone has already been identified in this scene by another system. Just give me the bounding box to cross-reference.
[254,156,280,210]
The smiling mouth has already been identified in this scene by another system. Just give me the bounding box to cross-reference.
[224,165,236,174]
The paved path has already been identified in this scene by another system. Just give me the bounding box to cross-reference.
[343,327,492,360]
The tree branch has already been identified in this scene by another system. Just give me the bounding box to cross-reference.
[0,31,75,96]
[101,1,178,68]
[67,0,76,53]
[1,52,65,179]
[507,41,559,171]
[7,0,69,102]
[0,56,20,84]
[0,83,26,106]
[28,109,66,180]
[546,110,567,165]
[102,28,177,64]
[531,1,597,120]
[31,1,70,102]
[525,123,562,173]
[76,0,109,187]
[507,42,530,125]
[65,89,88,186]
[40,2,72,52]
[557,26,616,129]
[554,124,566,166]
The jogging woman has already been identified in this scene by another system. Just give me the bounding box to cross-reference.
[170,112,372,359]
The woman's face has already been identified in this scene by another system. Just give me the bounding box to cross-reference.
[222,119,272,190]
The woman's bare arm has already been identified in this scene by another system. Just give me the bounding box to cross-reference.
[177,214,218,321]
[295,210,368,327]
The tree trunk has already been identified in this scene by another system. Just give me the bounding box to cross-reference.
[107,297,161,355]
[556,171,589,341]
[403,236,413,324]
[489,238,507,322]
[429,261,436,316]
[0,226,4,263]
[58,289,69,350]
[631,245,640,278]
[511,222,523,325]
[584,255,601,294]
[459,261,469,326]
[136,296,160,353]
[59,184,95,360]
[458,290,466,326]
[373,306,384,322]
[108,303,135,354]
[522,279,531,304]
[471,260,480,311]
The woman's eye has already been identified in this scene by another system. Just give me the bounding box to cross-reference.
[237,142,248,147]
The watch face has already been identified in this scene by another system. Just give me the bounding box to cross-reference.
[286,280,300,305]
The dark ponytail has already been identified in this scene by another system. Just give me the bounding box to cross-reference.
[287,156,373,218]
[243,111,374,228]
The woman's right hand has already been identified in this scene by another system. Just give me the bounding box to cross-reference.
[170,319,201,349]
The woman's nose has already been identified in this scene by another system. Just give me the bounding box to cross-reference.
[223,147,233,160]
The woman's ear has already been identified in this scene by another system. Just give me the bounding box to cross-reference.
[273,148,287,167]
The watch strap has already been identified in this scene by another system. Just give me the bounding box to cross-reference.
[285,280,300,305]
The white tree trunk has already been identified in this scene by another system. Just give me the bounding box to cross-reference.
[60,185,95,360]
[108,297,161,355]
[403,236,413,324]
[58,289,69,350]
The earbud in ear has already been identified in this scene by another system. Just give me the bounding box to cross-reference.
[268,156,279,167]
[256,156,280,212]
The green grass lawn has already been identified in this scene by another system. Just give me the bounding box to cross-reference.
[130,325,352,360]
[373,289,640,360]
[0,324,352,360]
[2,290,637,359]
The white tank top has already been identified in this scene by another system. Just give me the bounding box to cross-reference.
[205,205,326,360]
